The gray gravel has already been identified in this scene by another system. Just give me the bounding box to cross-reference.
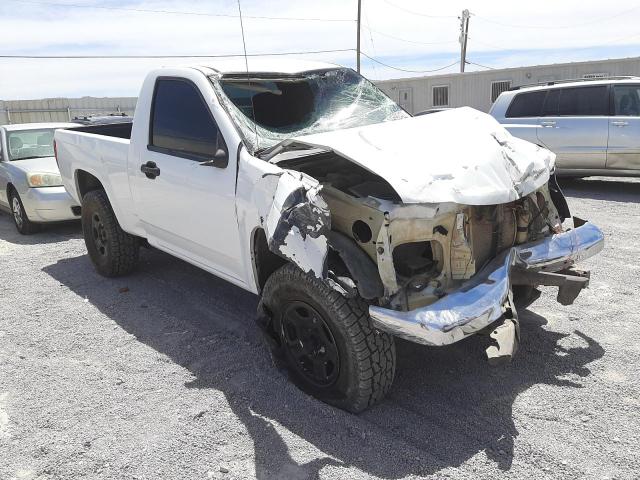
[1,177,639,480]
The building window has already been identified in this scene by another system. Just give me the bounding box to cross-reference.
[432,85,449,107]
[583,72,609,79]
[491,80,512,103]
[398,87,413,112]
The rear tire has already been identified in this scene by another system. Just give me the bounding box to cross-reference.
[261,263,396,413]
[9,190,40,235]
[81,189,139,277]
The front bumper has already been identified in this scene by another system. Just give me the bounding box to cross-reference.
[22,186,80,223]
[369,221,604,347]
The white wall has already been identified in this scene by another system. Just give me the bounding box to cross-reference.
[0,96,137,125]
[376,57,640,114]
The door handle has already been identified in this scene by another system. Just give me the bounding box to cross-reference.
[140,161,160,179]
[612,120,629,127]
[540,120,556,127]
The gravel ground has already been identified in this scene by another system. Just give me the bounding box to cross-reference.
[1,177,639,480]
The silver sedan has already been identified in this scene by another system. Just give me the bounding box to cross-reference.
[0,123,80,234]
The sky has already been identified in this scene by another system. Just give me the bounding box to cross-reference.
[1,0,640,99]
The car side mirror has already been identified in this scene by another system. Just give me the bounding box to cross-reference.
[199,146,228,168]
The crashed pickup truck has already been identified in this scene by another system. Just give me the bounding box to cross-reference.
[54,60,604,412]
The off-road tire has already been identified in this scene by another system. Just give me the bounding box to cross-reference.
[82,189,139,277]
[9,189,40,235]
[261,263,396,413]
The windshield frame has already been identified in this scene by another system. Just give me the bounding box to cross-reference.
[210,67,408,157]
[5,128,57,162]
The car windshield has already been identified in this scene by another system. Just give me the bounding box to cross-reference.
[6,129,56,161]
[214,68,408,154]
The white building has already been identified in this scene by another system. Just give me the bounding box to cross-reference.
[376,56,640,114]
[4,56,640,124]
[0,96,137,125]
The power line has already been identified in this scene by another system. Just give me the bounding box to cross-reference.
[4,0,355,22]
[380,0,457,19]
[362,4,378,77]
[364,26,457,46]
[0,49,356,59]
[465,60,495,70]
[474,5,640,30]
[359,52,458,73]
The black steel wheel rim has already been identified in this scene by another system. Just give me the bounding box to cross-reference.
[281,301,340,387]
[91,213,108,257]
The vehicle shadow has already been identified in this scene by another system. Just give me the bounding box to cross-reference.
[0,213,81,245]
[559,177,640,204]
[42,250,604,478]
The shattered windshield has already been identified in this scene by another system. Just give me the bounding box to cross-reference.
[212,68,409,155]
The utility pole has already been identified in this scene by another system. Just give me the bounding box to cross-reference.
[459,9,470,73]
[356,0,362,73]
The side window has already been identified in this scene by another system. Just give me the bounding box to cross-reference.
[150,78,221,159]
[557,86,608,116]
[506,90,546,118]
[613,85,640,116]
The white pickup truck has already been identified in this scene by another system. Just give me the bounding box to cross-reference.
[55,59,604,412]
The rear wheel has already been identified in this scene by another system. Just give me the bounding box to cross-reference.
[9,190,40,235]
[81,189,139,277]
[261,263,396,413]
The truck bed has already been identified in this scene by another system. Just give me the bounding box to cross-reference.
[55,124,132,212]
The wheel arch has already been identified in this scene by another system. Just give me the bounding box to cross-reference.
[326,231,383,300]
[75,169,105,201]
[251,227,287,294]
[252,226,383,300]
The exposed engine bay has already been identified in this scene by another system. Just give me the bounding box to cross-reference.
[275,149,567,312]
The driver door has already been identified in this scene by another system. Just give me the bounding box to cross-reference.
[129,77,243,281]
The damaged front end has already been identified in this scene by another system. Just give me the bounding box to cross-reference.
[220,71,604,364]
[254,149,604,365]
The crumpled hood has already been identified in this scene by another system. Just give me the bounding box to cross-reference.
[292,107,556,205]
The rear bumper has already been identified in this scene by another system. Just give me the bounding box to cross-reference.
[22,186,80,223]
[369,221,604,347]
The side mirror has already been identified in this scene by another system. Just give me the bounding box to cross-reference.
[199,147,228,168]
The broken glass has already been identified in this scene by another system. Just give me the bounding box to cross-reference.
[211,68,408,154]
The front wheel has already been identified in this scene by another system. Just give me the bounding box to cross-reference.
[9,190,40,235]
[261,264,396,413]
[81,189,139,277]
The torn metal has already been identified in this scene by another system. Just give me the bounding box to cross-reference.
[257,170,330,279]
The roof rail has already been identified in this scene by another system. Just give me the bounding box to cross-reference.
[509,75,640,91]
